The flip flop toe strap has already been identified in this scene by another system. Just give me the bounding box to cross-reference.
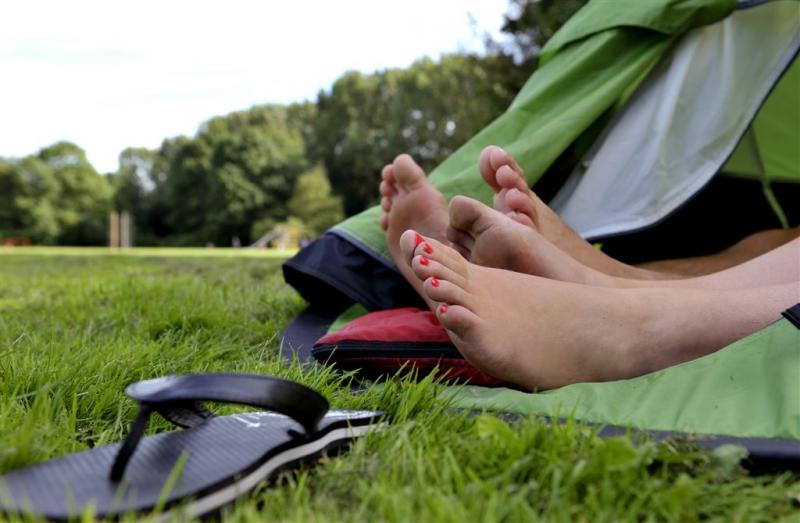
[109,373,329,481]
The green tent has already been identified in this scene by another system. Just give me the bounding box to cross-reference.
[283,0,800,459]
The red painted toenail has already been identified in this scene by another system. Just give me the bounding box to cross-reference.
[439,304,448,314]
[422,243,433,254]
[420,256,430,266]
[431,278,440,287]
[414,233,425,248]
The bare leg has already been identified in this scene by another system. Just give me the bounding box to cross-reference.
[448,195,800,290]
[637,228,800,276]
[399,230,798,390]
[478,146,667,280]
[479,145,799,278]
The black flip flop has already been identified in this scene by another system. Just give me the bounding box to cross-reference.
[0,373,384,521]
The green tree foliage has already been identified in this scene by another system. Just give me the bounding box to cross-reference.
[112,147,153,215]
[287,165,344,236]
[146,105,311,245]
[0,142,111,244]
[494,0,589,65]
[314,53,528,215]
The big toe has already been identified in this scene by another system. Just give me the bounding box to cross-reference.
[392,154,428,191]
[478,146,506,191]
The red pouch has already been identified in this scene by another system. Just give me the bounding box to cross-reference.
[312,307,512,387]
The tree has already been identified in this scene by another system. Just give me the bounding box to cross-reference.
[0,143,111,245]
[287,165,344,236]
[314,53,525,216]
[137,105,311,245]
[492,0,588,65]
[113,147,155,214]
[0,157,59,242]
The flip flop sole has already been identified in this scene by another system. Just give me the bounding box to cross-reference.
[0,410,383,521]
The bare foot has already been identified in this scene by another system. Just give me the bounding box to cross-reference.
[478,146,667,280]
[379,154,450,303]
[399,231,794,390]
[400,230,647,389]
[446,195,614,286]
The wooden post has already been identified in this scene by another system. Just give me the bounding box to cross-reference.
[109,211,120,248]
[120,212,133,248]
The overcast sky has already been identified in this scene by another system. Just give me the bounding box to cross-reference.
[1,0,510,173]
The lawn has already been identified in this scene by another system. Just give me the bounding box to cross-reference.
[0,249,797,522]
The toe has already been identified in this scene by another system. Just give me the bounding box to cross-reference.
[381,196,392,212]
[379,214,389,231]
[381,164,396,184]
[423,276,467,305]
[505,189,536,227]
[495,165,528,193]
[400,229,423,263]
[401,230,470,281]
[380,180,396,198]
[392,154,427,190]
[479,146,504,192]
[493,188,512,214]
[436,304,480,339]
[446,225,474,254]
[413,235,466,272]
[401,231,468,287]
[410,254,467,289]
[449,195,496,236]
[488,146,524,176]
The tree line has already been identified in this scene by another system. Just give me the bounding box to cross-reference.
[0,0,585,246]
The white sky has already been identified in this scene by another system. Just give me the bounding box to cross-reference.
[0,0,510,173]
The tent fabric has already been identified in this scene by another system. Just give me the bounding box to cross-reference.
[444,315,800,440]
[283,231,424,311]
[549,1,800,240]
[331,0,740,265]
[280,0,800,448]
[537,0,736,64]
[722,55,800,184]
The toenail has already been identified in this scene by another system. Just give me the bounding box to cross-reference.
[431,278,440,287]
[438,304,448,314]
[422,243,433,254]
[420,256,430,266]
[414,233,425,248]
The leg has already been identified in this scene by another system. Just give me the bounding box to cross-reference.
[637,228,800,276]
[401,231,798,390]
[447,195,800,290]
[478,146,666,280]
[479,145,799,279]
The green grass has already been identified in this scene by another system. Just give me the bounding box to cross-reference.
[0,250,798,522]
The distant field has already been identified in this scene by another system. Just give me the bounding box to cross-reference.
[0,250,797,522]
